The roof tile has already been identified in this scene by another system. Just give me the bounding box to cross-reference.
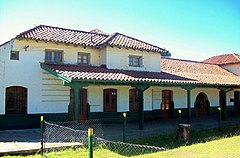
[41,63,195,84]
[17,25,170,56]
[203,53,240,65]
[41,59,240,86]
[161,58,240,85]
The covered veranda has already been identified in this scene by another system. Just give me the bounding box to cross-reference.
[41,63,240,130]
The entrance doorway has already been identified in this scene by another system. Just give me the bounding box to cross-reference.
[194,92,210,116]
[103,89,117,112]
[70,88,88,122]
[162,90,174,119]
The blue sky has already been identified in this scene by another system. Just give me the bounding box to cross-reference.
[0,0,239,61]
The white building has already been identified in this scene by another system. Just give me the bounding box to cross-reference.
[0,25,239,129]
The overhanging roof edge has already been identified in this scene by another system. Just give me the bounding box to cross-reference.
[71,78,240,88]
[40,63,71,83]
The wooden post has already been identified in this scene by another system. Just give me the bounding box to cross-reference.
[178,110,182,124]
[138,89,144,130]
[74,87,79,130]
[133,85,149,130]
[88,128,93,158]
[40,116,44,156]
[218,106,221,131]
[219,89,226,120]
[123,113,126,142]
[187,89,191,124]
[182,86,194,124]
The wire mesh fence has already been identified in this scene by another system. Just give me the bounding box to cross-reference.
[42,118,167,156]
[96,137,165,156]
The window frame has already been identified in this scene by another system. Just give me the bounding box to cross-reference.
[77,52,90,65]
[128,55,143,67]
[10,51,19,60]
[129,88,139,111]
[45,49,63,63]
[5,86,27,114]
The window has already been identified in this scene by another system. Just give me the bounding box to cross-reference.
[78,52,90,65]
[129,56,142,67]
[6,86,27,114]
[104,89,117,112]
[10,51,19,60]
[162,90,172,110]
[129,88,139,111]
[45,50,63,63]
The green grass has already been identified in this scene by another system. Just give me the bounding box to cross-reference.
[129,125,240,149]
[134,136,240,158]
[3,125,240,158]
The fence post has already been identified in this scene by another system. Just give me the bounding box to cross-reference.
[123,113,127,142]
[178,110,182,124]
[40,116,44,156]
[88,128,93,158]
[218,106,221,131]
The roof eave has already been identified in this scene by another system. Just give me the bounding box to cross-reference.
[40,63,72,83]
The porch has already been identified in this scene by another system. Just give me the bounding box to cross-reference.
[40,63,240,131]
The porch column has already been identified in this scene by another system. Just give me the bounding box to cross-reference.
[134,85,149,130]
[182,86,194,124]
[187,89,191,124]
[67,82,89,129]
[73,86,79,129]
[219,88,227,120]
[234,91,240,113]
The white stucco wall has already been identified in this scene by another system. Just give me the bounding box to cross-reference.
[152,87,187,109]
[151,87,226,110]
[86,86,228,113]
[106,47,161,72]
[87,85,131,112]
[0,86,4,114]
[192,88,219,107]
[1,39,104,114]
[0,40,15,114]
[0,38,237,116]
[144,87,153,111]
[99,48,107,66]
[226,90,234,106]
[222,63,240,76]
[87,86,103,112]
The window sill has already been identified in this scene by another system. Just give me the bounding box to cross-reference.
[5,113,28,116]
[128,65,144,68]
[44,61,63,64]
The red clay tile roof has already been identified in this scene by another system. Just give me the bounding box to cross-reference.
[41,63,196,85]
[99,32,169,55]
[41,59,240,87]
[161,58,240,86]
[202,53,240,65]
[17,25,108,47]
[17,25,170,56]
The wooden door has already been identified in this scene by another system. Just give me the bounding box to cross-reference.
[194,92,209,116]
[162,90,173,119]
[104,89,117,112]
[79,89,88,120]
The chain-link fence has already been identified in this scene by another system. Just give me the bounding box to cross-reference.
[42,118,167,156]
[96,137,165,156]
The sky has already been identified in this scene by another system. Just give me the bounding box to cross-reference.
[0,0,239,61]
